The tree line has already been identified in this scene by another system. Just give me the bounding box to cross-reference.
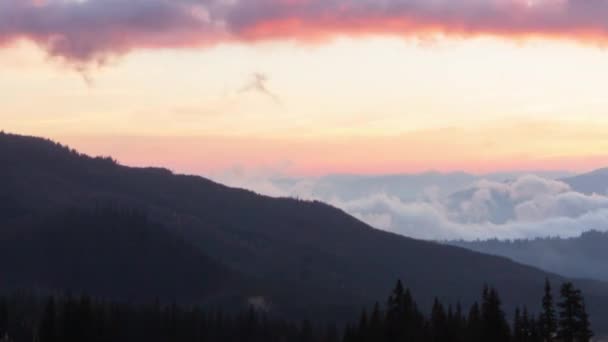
[344,279,592,342]
[0,279,592,342]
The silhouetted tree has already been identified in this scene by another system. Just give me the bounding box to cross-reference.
[38,298,57,342]
[577,300,593,342]
[322,323,339,342]
[342,324,355,342]
[514,307,524,342]
[366,302,383,341]
[385,280,405,342]
[481,286,510,342]
[0,279,595,342]
[467,302,483,342]
[0,299,7,338]
[299,319,314,342]
[539,278,557,342]
[356,309,369,342]
[529,316,542,342]
[431,298,449,342]
[557,282,593,342]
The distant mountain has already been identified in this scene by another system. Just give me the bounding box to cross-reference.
[562,168,608,195]
[2,132,608,330]
[266,170,574,202]
[297,172,478,201]
[449,230,608,282]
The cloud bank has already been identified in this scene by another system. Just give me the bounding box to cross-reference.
[3,0,608,64]
[0,0,224,65]
[215,171,608,241]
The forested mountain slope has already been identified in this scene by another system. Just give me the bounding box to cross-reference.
[1,132,607,330]
[450,230,608,282]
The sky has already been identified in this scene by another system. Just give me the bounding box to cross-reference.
[3,0,608,176]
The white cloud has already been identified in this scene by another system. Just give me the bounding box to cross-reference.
[211,171,608,241]
[507,174,570,201]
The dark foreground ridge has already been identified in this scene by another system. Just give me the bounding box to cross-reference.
[1,131,607,332]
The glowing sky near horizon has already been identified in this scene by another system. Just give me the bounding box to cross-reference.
[3,0,608,176]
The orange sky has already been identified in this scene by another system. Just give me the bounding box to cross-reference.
[3,12,608,176]
[47,119,608,176]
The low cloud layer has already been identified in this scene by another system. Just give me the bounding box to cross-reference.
[4,0,608,65]
[214,171,608,241]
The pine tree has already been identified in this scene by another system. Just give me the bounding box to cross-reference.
[481,287,510,342]
[322,323,339,342]
[357,309,368,342]
[342,324,355,342]
[449,303,466,342]
[39,297,57,342]
[0,299,7,338]
[558,283,579,342]
[385,280,405,342]
[368,302,383,341]
[387,280,404,317]
[513,307,524,342]
[431,298,448,342]
[521,307,532,342]
[467,302,482,342]
[576,300,593,342]
[403,288,425,341]
[299,319,314,342]
[539,278,557,342]
[528,316,542,342]
[557,282,584,342]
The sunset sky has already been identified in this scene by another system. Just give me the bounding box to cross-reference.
[3,0,608,176]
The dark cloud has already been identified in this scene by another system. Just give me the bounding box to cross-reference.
[0,0,221,65]
[239,72,281,103]
[3,0,608,65]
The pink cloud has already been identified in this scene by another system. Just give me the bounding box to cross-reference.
[3,0,608,64]
[0,0,224,65]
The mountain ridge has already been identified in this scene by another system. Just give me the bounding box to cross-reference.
[1,131,608,330]
[449,230,608,282]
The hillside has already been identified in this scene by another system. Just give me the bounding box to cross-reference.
[1,132,608,330]
[0,207,242,304]
[450,230,608,282]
